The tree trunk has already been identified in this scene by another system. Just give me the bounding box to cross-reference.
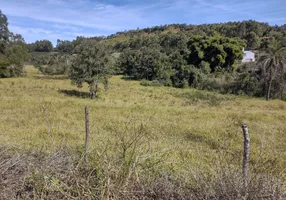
[266,77,272,101]
[90,91,96,99]
[281,85,284,100]
[266,67,274,101]
[90,80,98,99]
[103,77,108,92]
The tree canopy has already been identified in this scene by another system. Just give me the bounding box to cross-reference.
[116,34,245,88]
[0,10,29,78]
[28,40,53,52]
[69,42,113,99]
[0,10,9,54]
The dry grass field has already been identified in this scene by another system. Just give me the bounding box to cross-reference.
[0,65,286,199]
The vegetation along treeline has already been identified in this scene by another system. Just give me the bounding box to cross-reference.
[1,9,286,100]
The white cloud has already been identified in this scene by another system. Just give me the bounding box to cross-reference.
[1,0,149,31]
[1,0,154,44]
[9,25,104,44]
[94,3,108,10]
[266,18,286,23]
[9,25,53,35]
[52,24,82,32]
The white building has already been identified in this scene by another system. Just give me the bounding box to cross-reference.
[242,48,255,62]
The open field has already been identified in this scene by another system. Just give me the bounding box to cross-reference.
[1,65,286,199]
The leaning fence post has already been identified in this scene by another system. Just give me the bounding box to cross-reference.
[84,106,89,167]
[242,124,250,192]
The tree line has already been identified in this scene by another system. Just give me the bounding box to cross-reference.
[29,20,286,53]
[0,9,285,100]
[27,40,53,52]
[36,32,285,100]
[109,21,286,50]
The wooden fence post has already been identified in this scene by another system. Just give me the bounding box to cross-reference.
[242,124,250,192]
[85,106,89,166]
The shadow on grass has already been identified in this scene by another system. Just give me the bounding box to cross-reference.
[185,132,220,150]
[58,89,90,98]
[35,75,68,80]
[120,76,138,81]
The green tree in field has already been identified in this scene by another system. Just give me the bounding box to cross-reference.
[3,45,29,77]
[0,45,29,78]
[70,42,113,99]
[257,39,286,100]
[0,10,29,78]
[0,9,10,77]
[0,10,9,54]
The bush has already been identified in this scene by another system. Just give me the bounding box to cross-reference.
[232,72,261,96]
[34,53,72,75]
[0,45,29,78]
[140,79,164,87]
[0,56,11,77]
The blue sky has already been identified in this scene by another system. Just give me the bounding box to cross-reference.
[1,0,285,45]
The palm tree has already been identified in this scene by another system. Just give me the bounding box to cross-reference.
[257,39,286,100]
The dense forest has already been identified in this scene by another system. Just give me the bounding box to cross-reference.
[1,9,286,100]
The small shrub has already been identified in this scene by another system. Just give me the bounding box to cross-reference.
[173,90,233,106]
[140,79,163,87]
